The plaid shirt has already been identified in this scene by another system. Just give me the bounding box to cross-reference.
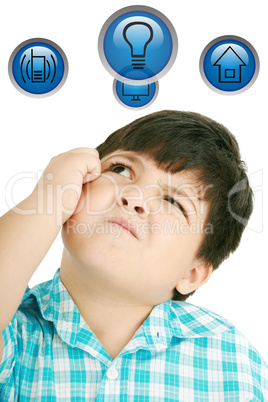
[1,268,267,401]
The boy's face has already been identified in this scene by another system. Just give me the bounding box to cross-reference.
[62,150,211,306]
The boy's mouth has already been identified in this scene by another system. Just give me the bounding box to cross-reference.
[105,217,139,240]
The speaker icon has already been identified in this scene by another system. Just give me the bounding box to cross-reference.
[9,38,68,97]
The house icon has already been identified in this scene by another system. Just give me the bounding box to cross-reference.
[213,46,246,83]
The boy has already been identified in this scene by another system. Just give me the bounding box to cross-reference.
[0,110,267,401]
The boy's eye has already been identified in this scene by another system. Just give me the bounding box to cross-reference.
[164,196,187,217]
[110,163,132,179]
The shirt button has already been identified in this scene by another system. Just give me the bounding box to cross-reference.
[106,366,119,380]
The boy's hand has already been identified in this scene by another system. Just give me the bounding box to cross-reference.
[33,148,101,225]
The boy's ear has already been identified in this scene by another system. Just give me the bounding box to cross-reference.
[175,262,213,295]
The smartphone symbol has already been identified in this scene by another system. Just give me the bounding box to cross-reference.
[31,49,46,82]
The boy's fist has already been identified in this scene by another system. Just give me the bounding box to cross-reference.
[33,148,101,225]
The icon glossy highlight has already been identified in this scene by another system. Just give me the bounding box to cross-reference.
[200,36,259,94]
[98,5,178,84]
[113,79,158,109]
[9,38,68,97]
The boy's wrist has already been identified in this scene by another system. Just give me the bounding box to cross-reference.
[11,190,64,228]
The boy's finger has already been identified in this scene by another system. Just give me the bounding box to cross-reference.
[69,147,99,157]
[82,154,101,184]
[82,171,101,184]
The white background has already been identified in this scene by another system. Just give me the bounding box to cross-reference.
[0,0,267,362]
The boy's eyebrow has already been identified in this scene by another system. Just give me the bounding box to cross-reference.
[102,153,146,169]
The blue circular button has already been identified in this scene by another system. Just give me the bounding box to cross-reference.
[98,6,178,84]
[8,38,68,97]
[113,79,158,109]
[200,36,259,94]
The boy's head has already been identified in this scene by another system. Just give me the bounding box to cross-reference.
[95,110,253,301]
[62,110,253,304]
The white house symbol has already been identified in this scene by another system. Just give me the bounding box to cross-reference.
[213,46,246,83]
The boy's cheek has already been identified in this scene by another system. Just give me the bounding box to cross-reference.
[70,185,87,217]
[71,180,117,218]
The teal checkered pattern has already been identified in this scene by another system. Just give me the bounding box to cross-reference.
[1,268,267,401]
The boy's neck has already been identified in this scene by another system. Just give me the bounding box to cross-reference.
[60,250,154,360]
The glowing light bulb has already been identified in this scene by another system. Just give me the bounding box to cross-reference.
[123,22,153,69]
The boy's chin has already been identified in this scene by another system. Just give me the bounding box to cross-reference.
[62,229,136,266]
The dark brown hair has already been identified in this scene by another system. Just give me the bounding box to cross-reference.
[96,110,253,301]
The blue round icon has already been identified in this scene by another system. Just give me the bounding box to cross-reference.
[200,36,259,94]
[98,6,178,84]
[113,79,158,109]
[8,38,68,97]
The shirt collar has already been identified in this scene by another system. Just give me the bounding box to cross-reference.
[142,298,234,351]
[21,268,234,353]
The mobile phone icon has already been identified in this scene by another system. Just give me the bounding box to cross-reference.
[9,38,68,97]
[31,49,46,82]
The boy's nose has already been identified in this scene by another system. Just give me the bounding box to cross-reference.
[119,195,145,215]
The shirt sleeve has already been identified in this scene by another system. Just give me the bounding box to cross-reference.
[0,314,19,391]
[221,327,268,400]
[0,287,31,398]
[246,339,268,400]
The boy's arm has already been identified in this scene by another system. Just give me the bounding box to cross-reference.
[0,148,101,334]
[0,192,61,334]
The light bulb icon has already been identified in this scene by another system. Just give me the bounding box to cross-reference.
[123,22,153,70]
